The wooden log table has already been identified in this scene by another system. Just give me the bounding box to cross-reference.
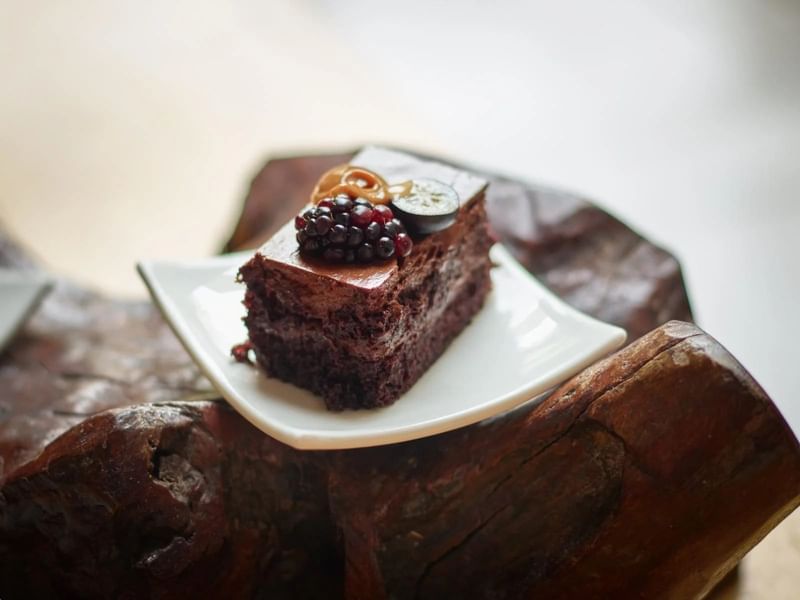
[1,150,798,599]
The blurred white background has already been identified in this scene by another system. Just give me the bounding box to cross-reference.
[1,2,799,594]
[314,0,800,438]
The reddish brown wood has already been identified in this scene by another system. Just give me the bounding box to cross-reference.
[0,151,797,600]
[330,321,800,599]
[0,403,339,599]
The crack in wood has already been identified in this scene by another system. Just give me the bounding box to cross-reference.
[414,504,509,599]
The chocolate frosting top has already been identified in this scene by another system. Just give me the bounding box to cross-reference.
[258,220,397,291]
[255,147,488,294]
[352,146,487,209]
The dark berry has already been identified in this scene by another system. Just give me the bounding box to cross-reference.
[297,194,409,264]
[323,247,345,262]
[334,211,350,227]
[329,224,348,244]
[364,221,381,241]
[315,215,333,235]
[357,243,374,262]
[390,218,406,233]
[372,204,393,225]
[346,226,364,247]
[333,196,353,213]
[231,341,253,364]
[394,233,413,257]
[383,220,401,239]
[376,236,395,259]
[302,238,321,253]
[351,205,373,227]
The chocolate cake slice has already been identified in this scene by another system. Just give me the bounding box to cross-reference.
[237,147,493,410]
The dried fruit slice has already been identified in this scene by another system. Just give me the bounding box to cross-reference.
[390,178,459,235]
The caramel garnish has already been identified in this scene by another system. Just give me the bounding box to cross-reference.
[387,181,413,197]
[311,164,412,206]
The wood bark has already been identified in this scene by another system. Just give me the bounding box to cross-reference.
[0,151,797,599]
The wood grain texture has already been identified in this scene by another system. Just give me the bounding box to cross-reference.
[329,322,800,599]
[1,151,797,599]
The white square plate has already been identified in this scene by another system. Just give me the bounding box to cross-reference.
[0,269,52,353]
[138,245,626,450]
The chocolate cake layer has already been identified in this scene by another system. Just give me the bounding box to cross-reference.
[238,147,493,410]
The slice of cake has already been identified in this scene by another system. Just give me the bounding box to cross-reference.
[237,146,493,410]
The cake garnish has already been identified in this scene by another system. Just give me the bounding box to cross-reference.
[294,197,411,263]
[312,166,391,205]
[295,164,459,263]
[231,340,254,364]
[390,178,460,234]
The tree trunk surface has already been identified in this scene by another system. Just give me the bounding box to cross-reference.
[1,150,797,599]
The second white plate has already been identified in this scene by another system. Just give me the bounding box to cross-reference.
[0,269,52,353]
[138,245,626,450]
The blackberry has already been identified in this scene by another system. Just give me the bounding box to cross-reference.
[395,233,413,257]
[333,196,353,213]
[334,211,350,227]
[376,236,395,259]
[347,226,364,247]
[351,205,373,228]
[293,197,414,263]
[315,215,333,235]
[357,243,374,262]
[302,238,321,253]
[323,247,345,262]
[329,224,348,244]
[390,218,406,233]
[383,220,401,239]
[372,204,393,225]
[364,221,381,241]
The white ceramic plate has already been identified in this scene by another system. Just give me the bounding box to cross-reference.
[0,269,52,352]
[138,245,626,450]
